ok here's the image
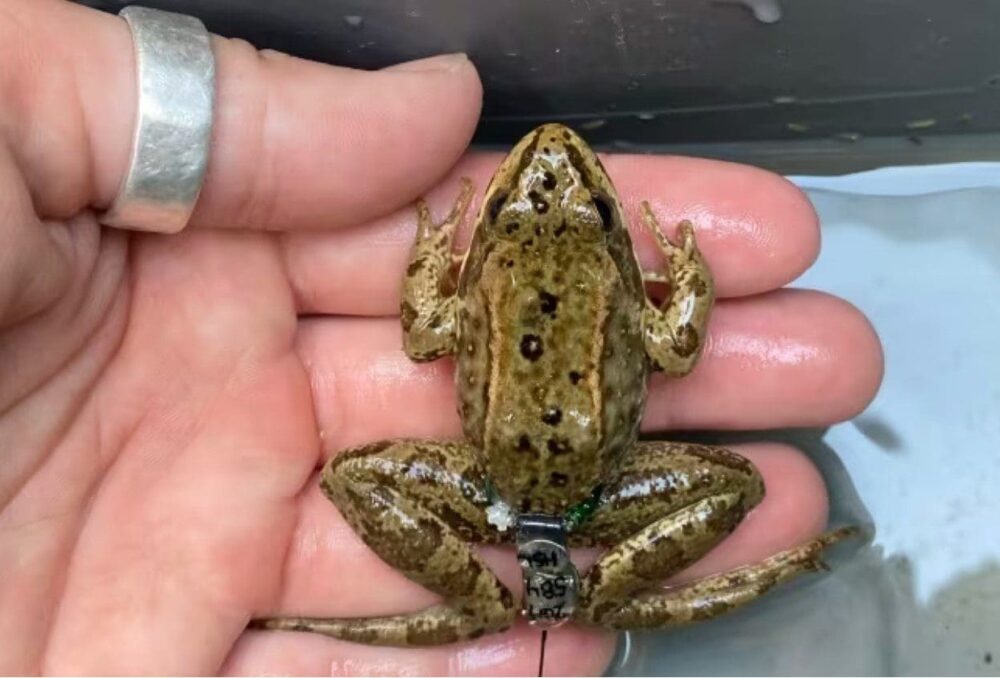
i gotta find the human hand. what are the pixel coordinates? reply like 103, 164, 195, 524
0, 0, 882, 674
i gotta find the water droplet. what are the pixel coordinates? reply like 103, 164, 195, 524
636, 112, 657, 121
745, 0, 782, 23
905, 118, 937, 130
984, 73, 1000, 88
504, 50, 520, 58
580, 119, 607, 130
343, 14, 364, 29
786, 122, 809, 133
721, 0, 782, 23
772, 94, 797, 104
406, 8, 421, 18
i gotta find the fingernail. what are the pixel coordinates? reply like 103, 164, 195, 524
384, 53, 470, 73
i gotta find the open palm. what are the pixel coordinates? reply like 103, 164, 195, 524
0, 2, 883, 675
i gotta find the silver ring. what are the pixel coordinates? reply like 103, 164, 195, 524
100, 6, 215, 233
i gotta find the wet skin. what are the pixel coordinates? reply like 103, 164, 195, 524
253, 124, 856, 645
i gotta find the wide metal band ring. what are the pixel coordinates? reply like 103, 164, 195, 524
99, 6, 216, 233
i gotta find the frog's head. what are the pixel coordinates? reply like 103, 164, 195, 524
479, 123, 627, 246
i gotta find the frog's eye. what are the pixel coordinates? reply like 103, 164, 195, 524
488, 192, 509, 223
591, 193, 614, 232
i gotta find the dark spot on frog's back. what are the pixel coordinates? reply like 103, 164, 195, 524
541, 407, 562, 426
547, 438, 571, 455
568, 370, 583, 384
539, 291, 559, 315
542, 171, 557, 191
528, 190, 549, 214
505, 222, 520, 235
549, 472, 569, 487
520, 334, 544, 361
518, 434, 535, 454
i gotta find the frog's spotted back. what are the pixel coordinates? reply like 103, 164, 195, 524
456, 123, 648, 515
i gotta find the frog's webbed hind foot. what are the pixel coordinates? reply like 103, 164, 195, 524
638, 203, 715, 377
401, 179, 474, 362
252, 440, 516, 646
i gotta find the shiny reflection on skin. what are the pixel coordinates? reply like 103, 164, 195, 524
707, 330, 821, 368
450, 635, 521, 674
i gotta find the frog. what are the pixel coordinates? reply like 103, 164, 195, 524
253, 123, 856, 646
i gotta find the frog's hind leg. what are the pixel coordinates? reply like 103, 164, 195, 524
596, 526, 857, 629
401, 179, 474, 362
252, 440, 515, 646
639, 204, 715, 377
571, 441, 857, 629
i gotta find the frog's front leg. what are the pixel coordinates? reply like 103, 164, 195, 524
571, 442, 857, 629
639, 203, 715, 376
400, 179, 474, 362
253, 440, 516, 646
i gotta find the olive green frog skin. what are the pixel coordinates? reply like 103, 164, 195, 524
254, 124, 856, 646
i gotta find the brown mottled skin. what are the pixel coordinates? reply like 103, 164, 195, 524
252, 124, 857, 645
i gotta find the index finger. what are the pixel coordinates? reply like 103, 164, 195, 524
283, 151, 820, 314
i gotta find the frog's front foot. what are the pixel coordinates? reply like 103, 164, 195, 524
639, 205, 715, 376
252, 440, 515, 646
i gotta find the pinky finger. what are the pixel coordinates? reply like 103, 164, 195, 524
222, 623, 615, 677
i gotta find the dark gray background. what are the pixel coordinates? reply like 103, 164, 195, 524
78, 1, 1000, 171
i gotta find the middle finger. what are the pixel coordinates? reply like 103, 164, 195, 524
298, 287, 882, 450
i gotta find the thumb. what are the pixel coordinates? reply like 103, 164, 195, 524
0, 0, 483, 231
